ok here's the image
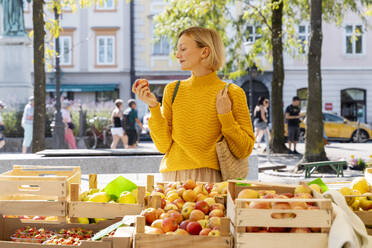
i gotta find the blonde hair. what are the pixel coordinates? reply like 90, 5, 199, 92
178, 27, 225, 71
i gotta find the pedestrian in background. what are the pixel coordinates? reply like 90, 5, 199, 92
285, 96, 301, 154
0, 101, 5, 150
132, 27, 255, 182
21, 96, 34, 153
123, 99, 144, 149
254, 97, 270, 149
110, 99, 128, 149
61, 101, 76, 149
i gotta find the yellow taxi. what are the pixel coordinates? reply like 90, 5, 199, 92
285, 112, 372, 143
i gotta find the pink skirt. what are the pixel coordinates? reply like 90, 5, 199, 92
64, 128, 77, 149
162, 168, 222, 183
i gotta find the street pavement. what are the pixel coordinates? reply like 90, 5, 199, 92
0, 141, 371, 190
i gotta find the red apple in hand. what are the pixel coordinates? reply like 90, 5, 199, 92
186, 222, 202, 235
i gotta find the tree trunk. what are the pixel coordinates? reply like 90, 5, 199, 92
270, 0, 288, 153
32, 0, 46, 153
304, 0, 327, 162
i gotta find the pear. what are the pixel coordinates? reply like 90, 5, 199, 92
118, 191, 136, 204
88, 192, 111, 203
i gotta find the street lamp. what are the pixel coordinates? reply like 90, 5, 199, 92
52, 3, 65, 149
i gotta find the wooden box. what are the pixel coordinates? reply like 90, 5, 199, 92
0, 215, 115, 248
0, 165, 81, 219
227, 180, 332, 248
133, 216, 232, 248
68, 175, 146, 219
111, 226, 134, 248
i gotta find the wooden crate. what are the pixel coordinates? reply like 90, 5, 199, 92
0, 215, 115, 248
133, 216, 232, 248
110, 226, 134, 248
68, 175, 145, 219
0, 165, 81, 219
227, 180, 332, 248
365, 168, 372, 185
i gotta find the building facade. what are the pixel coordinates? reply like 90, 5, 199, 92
22, 0, 133, 105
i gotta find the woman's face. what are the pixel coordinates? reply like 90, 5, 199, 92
264, 99, 269, 107
176, 34, 206, 71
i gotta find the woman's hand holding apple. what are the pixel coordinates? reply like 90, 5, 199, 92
132, 79, 158, 108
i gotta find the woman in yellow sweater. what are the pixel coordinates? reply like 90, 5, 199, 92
132, 27, 255, 182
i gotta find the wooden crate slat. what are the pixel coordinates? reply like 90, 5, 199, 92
236, 209, 332, 228
355, 211, 372, 226
0, 201, 65, 216
0, 180, 66, 197
134, 233, 232, 248
69, 202, 143, 218
235, 233, 328, 248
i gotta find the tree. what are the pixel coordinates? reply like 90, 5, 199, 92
304, 0, 327, 162
270, 0, 288, 153
32, 0, 46, 153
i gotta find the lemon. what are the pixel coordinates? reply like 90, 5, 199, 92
118, 191, 136, 204
130, 188, 138, 202
94, 218, 106, 223
351, 177, 370, 194
77, 217, 89, 224
339, 187, 354, 206
88, 192, 111, 203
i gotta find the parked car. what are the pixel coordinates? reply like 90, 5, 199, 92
285, 112, 372, 143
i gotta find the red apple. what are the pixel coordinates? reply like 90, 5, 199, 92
205, 183, 214, 193
268, 227, 287, 232
189, 209, 205, 221
161, 198, 166, 209
281, 193, 294, 198
208, 217, 221, 229
199, 228, 212, 236
183, 179, 196, 190
155, 208, 165, 219
151, 219, 163, 229
142, 208, 157, 225
210, 203, 225, 211
160, 213, 170, 219
186, 221, 202, 235
173, 198, 185, 209
145, 227, 164, 234
195, 201, 210, 215
179, 220, 191, 230
162, 217, 178, 233
168, 210, 183, 224
209, 209, 224, 218
249, 201, 271, 209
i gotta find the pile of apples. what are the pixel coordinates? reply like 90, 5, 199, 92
141, 179, 228, 236
237, 184, 322, 233
339, 177, 372, 211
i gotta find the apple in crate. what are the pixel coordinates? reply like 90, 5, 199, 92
168, 210, 183, 224
189, 210, 205, 221
180, 220, 191, 230
199, 228, 212, 236
183, 179, 197, 190
208, 217, 221, 229
209, 209, 224, 218
142, 208, 157, 225
208, 230, 221, 236
186, 222, 202, 235
162, 217, 178, 233
174, 229, 189, 235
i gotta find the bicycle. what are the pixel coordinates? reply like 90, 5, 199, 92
84, 116, 112, 149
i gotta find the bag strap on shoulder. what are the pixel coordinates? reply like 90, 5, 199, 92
171, 80, 181, 104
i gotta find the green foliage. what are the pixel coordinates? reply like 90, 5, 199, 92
153, 0, 372, 78
1, 111, 23, 137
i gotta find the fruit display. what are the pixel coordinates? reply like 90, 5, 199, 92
338, 177, 372, 211
10, 227, 55, 243
140, 179, 228, 236
10, 227, 93, 246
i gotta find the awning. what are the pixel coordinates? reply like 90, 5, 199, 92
46, 84, 118, 92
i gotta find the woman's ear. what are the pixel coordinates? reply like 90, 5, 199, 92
201, 47, 210, 59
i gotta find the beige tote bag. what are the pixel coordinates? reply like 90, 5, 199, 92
216, 83, 249, 181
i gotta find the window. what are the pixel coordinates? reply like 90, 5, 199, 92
341, 88, 366, 123
324, 114, 344, 123
153, 36, 170, 56
59, 36, 72, 66
345, 25, 364, 54
298, 25, 310, 53
297, 88, 308, 111
95, 90, 119, 103
96, 0, 115, 10
96, 36, 115, 65
246, 25, 262, 43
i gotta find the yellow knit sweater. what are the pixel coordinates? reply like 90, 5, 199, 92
149, 72, 255, 173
